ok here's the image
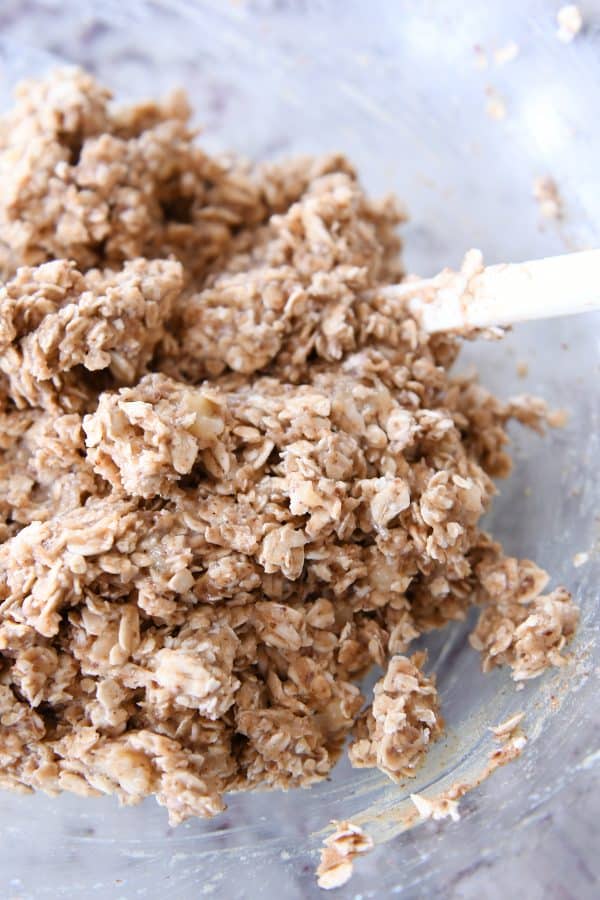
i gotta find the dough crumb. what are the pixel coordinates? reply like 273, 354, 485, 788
410, 791, 461, 822
573, 552, 589, 568
547, 408, 568, 428
489, 711, 525, 738
556, 5, 583, 43
494, 41, 520, 66
316, 821, 374, 890
488, 731, 527, 766
516, 361, 529, 378
533, 176, 564, 220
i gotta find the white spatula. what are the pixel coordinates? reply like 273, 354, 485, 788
381, 248, 600, 333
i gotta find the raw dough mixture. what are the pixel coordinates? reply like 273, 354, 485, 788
0, 69, 578, 824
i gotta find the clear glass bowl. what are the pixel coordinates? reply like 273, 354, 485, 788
0, 2, 598, 896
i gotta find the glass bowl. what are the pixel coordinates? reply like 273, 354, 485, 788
0, 2, 598, 896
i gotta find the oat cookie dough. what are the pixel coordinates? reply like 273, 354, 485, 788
0, 69, 578, 825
